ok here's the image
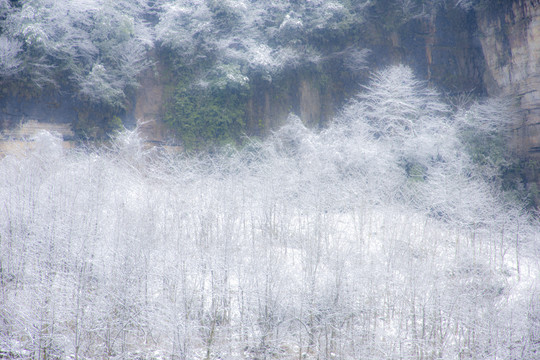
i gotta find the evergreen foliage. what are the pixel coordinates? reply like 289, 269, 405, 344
164, 84, 247, 150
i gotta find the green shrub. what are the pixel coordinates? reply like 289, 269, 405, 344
164, 84, 247, 150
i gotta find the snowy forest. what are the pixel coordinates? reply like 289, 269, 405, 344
1, 1, 540, 360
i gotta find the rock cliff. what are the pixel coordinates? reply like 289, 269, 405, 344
476, 0, 540, 191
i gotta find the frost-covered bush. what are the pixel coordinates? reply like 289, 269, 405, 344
0, 35, 22, 77
455, 97, 516, 170
0, 0, 151, 105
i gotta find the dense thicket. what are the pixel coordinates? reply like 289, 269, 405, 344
1, 65, 538, 360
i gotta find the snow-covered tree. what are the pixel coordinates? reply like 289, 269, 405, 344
0, 0, 151, 104
0, 35, 21, 76
156, 0, 369, 82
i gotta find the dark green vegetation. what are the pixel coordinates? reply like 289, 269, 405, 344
164, 81, 248, 150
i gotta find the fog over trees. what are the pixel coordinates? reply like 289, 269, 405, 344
1, 65, 539, 359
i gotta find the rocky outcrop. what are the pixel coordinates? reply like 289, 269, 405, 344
0, 92, 78, 130
476, 0, 540, 193
245, 69, 339, 136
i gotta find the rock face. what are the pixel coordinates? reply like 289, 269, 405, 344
242, 3, 489, 135
476, 0, 540, 192
240, 4, 488, 137
0, 93, 78, 131
245, 69, 340, 136
367, 2, 486, 96
132, 51, 169, 145
0, 120, 74, 155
